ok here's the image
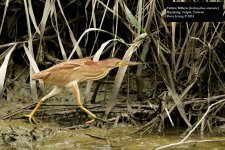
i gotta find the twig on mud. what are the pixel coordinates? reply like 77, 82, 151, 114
181, 98, 225, 142
8, 119, 33, 150
156, 98, 225, 150
156, 139, 225, 150
129, 115, 160, 135
29, 126, 37, 142
85, 133, 110, 144
1, 103, 37, 120
63, 124, 87, 130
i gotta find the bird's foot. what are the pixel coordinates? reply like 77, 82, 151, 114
86, 118, 96, 124
78, 105, 107, 124
24, 114, 40, 125
85, 117, 108, 124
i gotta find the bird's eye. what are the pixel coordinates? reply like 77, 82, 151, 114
116, 61, 121, 65
116, 61, 124, 66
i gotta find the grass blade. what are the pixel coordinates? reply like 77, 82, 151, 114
0, 0, 9, 36
0, 44, 17, 93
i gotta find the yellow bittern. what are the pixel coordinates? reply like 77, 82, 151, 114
25, 58, 141, 124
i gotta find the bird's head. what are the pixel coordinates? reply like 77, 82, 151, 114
103, 58, 142, 69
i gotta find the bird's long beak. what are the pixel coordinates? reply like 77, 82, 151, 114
123, 61, 143, 66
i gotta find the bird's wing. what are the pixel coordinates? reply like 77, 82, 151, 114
32, 58, 91, 80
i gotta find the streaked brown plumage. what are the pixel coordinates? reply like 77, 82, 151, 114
25, 58, 141, 124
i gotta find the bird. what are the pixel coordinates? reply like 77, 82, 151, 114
24, 58, 142, 124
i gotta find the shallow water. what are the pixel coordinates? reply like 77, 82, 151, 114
0, 120, 225, 150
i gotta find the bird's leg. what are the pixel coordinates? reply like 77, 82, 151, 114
24, 87, 62, 125
72, 82, 97, 124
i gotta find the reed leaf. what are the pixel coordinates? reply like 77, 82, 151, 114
112, 33, 148, 98
57, 0, 83, 58
28, 0, 40, 34
0, 0, 9, 36
0, 44, 17, 93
